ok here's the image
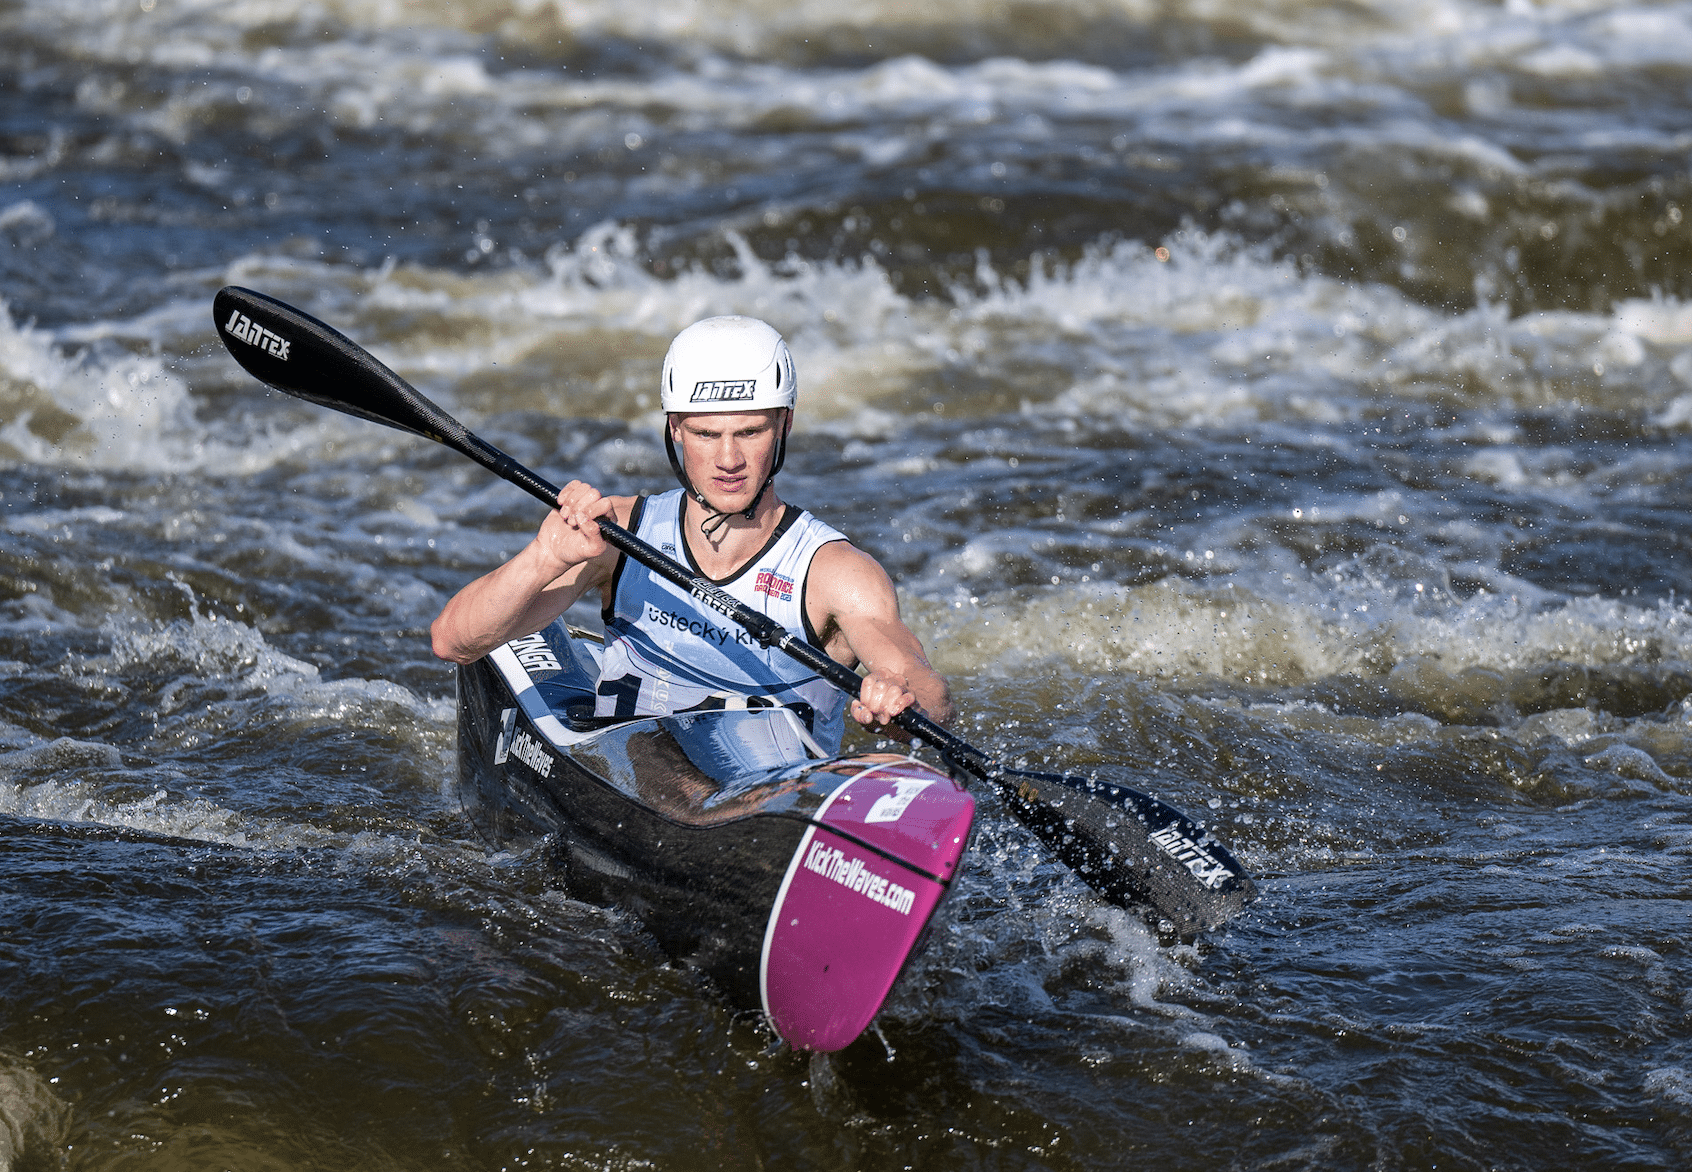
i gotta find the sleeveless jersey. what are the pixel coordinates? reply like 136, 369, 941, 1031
594, 489, 852, 752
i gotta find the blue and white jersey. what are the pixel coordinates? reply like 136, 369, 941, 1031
595, 489, 852, 752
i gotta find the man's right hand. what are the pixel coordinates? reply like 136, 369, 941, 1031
430, 480, 626, 664
537, 480, 616, 573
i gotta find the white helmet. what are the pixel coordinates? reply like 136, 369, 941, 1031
659, 316, 797, 534
660, 316, 796, 413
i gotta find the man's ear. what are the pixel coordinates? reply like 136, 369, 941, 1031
782, 408, 794, 438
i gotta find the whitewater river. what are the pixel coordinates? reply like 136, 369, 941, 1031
3, 0, 1691, 1167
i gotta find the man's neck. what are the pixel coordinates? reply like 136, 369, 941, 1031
680, 491, 787, 579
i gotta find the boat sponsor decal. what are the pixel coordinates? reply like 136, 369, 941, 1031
645, 601, 756, 647
802, 839, 916, 915
1149, 825, 1236, 889
864, 778, 935, 823
222, 309, 291, 360
493, 707, 517, 764
753, 569, 795, 602
507, 631, 562, 675
507, 729, 555, 777
690, 378, 757, 403
491, 707, 554, 777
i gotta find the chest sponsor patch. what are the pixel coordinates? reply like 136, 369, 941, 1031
754, 569, 795, 602
643, 601, 756, 647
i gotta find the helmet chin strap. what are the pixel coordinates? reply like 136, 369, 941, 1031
665, 411, 789, 540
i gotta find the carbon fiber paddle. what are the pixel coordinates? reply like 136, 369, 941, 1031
212, 285, 1257, 933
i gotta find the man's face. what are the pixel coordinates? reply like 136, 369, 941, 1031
669, 408, 791, 514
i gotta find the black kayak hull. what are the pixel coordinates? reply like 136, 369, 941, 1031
455, 620, 975, 1051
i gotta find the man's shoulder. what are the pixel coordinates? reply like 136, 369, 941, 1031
806, 532, 863, 565
782, 502, 849, 544
806, 538, 895, 603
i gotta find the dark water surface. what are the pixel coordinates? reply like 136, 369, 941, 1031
3, 1, 1691, 1168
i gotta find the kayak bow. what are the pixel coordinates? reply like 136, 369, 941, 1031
458, 619, 974, 1051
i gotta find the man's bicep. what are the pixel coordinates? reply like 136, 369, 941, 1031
810, 545, 893, 646
814, 546, 928, 669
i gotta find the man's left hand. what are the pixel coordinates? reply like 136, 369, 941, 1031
850, 666, 917, 728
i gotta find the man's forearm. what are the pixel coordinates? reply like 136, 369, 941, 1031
908, 664, 954, 726
430, 541, 574, 664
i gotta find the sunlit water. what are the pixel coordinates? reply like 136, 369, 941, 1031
3, 0, 1691, 1168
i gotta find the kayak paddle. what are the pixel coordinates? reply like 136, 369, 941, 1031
211, 285, 1257, 934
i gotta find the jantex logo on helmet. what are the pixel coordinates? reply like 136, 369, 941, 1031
223, 309, 291, 361
689, 379, 758, 403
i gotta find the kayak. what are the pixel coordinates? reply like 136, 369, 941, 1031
454, 618, 976, 1053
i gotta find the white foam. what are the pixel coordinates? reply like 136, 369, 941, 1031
22, 0, 1686, 176
918, 573, 1692, 695
1616, 295, 1692, 347
1, 606, 456, 850
0, 295, 315, 474
1087, 904, 1202, 1013
60, 0, 1679, 78
383, 224, 1692, 437
0, 744, 252, 845
0, 741, 469, 861
102, 607, 453, 727
8, 209, 1688, 475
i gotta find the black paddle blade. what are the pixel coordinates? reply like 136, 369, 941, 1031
212, 286, 558, 506
214, 285, 460, 448
986, 765, 1256, 935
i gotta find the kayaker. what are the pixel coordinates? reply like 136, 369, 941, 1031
430, 315, 953, 752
